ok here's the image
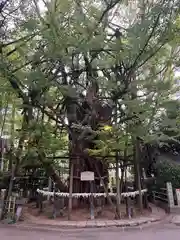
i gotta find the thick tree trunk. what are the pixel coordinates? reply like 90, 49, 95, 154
66, 79, 112, 203
43, 163, 67, 192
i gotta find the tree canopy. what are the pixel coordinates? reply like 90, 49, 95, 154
0, 0, 180, 190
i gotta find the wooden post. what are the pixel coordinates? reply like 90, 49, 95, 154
80, 171, 95, 220
115, 153, 121, 219
8, 196, 11, 213
12, 197, 16, 217
68, 162, 74, 220
47, 177, 52, 201
152, 191, 156, 203
90, 181, 95, 220
52, 182, 56, 218
0, 189, 6, 219
134, 139, 143, 213
0, 156, 4, 171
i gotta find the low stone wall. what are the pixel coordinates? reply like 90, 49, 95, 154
154, 200, 170, 213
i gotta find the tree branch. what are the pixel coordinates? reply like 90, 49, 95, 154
98, 0, 121, 25
127, 12, 161, 78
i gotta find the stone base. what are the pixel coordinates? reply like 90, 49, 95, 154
170, 206, 180, 214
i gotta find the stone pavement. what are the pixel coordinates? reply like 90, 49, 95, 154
19, 216, 160, 228
14, 204, 166, 229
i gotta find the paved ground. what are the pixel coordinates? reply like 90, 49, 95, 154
22, 203, 165, 228
1, 220, 180, 240
20, 217, 161, 228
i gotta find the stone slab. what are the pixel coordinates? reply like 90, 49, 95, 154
96, 221, 106, 227
105, 220, 117, 227
86, 220, 97, 227
76, 221, 87, 228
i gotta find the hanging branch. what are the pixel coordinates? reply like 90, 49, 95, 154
0, 0, 8, 14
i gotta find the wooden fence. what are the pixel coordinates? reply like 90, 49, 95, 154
152, 187, 169, 212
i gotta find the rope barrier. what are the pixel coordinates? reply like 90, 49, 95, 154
37, 189, 147, 198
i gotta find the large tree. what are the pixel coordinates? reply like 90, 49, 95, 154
0, 0, 179, 204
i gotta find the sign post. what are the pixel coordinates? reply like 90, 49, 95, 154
81, 171, 95, 220
176, 189, 180, 206
166, 182, 174, 208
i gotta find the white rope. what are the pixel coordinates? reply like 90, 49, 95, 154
37, 189, 147, 198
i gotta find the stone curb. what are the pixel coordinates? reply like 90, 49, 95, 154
172, 223, 180, 226
0, 217, 163, 231
170, 216, 180, 226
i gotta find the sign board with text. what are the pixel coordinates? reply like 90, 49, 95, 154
80, 171, 94, 181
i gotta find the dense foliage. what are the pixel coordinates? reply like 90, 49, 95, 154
156, 159, 180, 189
0, 0, 180, 208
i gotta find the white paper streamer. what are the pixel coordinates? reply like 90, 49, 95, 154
37, 189, 147, 199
